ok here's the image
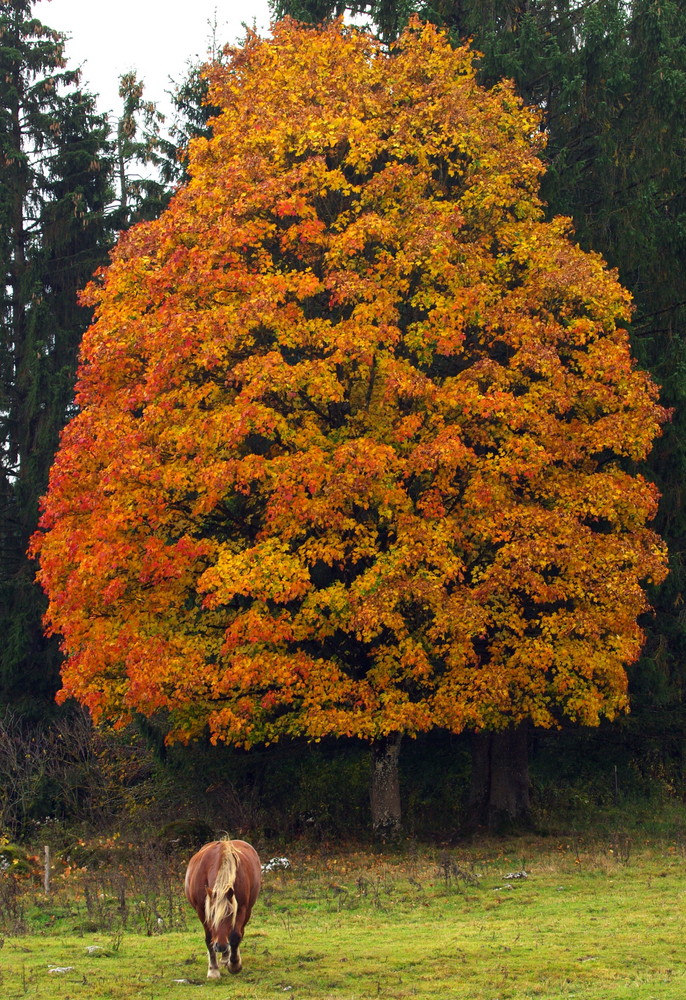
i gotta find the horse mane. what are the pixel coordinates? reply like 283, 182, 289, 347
205, 839, 240, 931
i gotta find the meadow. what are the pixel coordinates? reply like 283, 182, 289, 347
1, 836, 684, 1000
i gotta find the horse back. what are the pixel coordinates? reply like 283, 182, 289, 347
185, 839, 261, 915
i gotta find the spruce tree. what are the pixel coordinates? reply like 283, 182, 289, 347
269, 0, 411, 43
615, 0, 686, 708
0, 0, 114, 716
112, 71, 169, 228
159, 58, 225, 188
466, 0, 686, 711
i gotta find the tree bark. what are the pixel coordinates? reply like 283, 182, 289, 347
467, 726, 531, 832
369, 733, 402, 838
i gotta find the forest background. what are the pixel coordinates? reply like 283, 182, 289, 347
2, 0, 686, 846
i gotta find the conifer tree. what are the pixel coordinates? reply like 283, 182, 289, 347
159, 42, 226, 188
615, 0, 686, 707
270, 0, 412, 43
0, 0, 113, 715
112, 71, 169, 228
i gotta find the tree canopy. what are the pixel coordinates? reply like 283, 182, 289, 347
31, 19, 668, 749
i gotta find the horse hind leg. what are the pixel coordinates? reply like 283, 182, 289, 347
204, 926, 221, 980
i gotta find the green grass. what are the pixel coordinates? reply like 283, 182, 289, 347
1, 838, 685, 999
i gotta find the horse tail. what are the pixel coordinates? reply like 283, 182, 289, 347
205, 840, 240, 932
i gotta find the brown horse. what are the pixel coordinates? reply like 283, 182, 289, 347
184, 839, 261, 978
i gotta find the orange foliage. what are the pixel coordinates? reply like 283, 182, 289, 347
31, 19, 668, 746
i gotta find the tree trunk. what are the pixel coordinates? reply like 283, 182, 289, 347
369, 733, 402, 838
467, 726, 531, 832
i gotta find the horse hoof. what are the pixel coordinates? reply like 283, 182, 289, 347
229, 962, 242, 975
207, 968, 221, 979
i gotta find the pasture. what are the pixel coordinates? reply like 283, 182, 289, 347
1, 838, 684, 999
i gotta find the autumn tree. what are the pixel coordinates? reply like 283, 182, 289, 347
31, 19, 668, 833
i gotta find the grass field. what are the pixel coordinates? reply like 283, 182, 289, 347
1, 837, 685, 999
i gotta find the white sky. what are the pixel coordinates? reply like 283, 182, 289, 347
35, 0, 273, 123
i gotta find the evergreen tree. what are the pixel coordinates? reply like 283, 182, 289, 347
614, 0, 686, 709
460, 0, 686, 713
0, 0, 114, 716
159, 39, 226, 188
269, 0, 412, 43
112, 71, 169, 228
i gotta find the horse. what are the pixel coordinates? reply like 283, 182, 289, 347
184, 838, 261, 978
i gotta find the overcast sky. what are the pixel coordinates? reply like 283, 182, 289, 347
35, 0, 273, 122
